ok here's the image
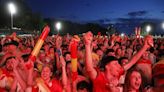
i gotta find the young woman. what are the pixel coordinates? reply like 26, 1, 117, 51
123, 68, 143, 92
32, 65, 62, 92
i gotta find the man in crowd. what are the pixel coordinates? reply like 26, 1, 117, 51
84, 31, 153, 92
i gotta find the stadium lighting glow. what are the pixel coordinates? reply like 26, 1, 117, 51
162, 22, 164, 30
146, 25, 151, 33
8, 3, 16, 14
8, 3, 16, 29
55, 22, 62, 32
121, 33, 124, 37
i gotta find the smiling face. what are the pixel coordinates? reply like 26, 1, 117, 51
116, 48, 122, 56
6, 58, 13, 71
121, 59, 129, 66
96, 49, 103, 59
44, 44, 49, 51
7, 44, 17, 51
65, 53, 71, 61
106, 60, 123, 78
129, 71, 142, 90
41, 66, 52, 81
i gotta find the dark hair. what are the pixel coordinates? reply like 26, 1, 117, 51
149, 47, 154, 53
61, 44, 68, 49
0, 44, 2, 52
105, 49, 114, 55
99, 56, 118, 70
77, 81, 90, 91
21, 54, 30, 62
123, 67, 144, 92
118, 57, 128, 65
115, 42, 121, 46
3, 56, 16, 66
6, 56, 15, 62
94, 47, 102, 53
3, 40, 19, 47
136, 44, 142, 51
63, 52, 71, 58
98, 44, 103, 47
66, 61, 71, 67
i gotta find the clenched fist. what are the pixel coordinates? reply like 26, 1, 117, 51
144, 35, 153, 48
83, 31, 93, 46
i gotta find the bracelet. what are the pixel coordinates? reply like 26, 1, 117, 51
56, 49, 62, 56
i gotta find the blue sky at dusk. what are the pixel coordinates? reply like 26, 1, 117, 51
25, 0, 164, 22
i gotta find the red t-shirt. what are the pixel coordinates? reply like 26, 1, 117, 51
0, 87, 6, 92
92, 70, 110, 92
32, 78, 62, 92
48, 79, 62, 92
137, 59, 152, 65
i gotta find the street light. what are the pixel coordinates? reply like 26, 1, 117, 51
121, 33, 124, 37
55, 22, 62, 34
162, 22, 164, 30
146, 25, 151, 34
8, 3, 16, 29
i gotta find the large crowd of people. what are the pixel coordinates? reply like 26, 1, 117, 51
0, 27, 163, 92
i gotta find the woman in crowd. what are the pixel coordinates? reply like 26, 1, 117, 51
123, 68, 143, 92
0, 28, 162, 92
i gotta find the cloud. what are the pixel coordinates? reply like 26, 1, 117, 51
69, 14, 78, 19
115, 17, 159, 24
98, 18, 111, 23
60, 14, 78, 19
116, 18, 145, 24
127, 10, 148, 17
87, 18, 111, 24
116, 18, 132, 23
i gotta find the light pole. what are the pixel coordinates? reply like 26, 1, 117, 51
55, 22, 62, 34
8, 3, 16, 29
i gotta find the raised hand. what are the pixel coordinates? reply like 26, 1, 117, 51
60, 56, 66, 67
56, 36, 62, 49
144, 35, 153, 48
110, 34, 117, 46
83, 31, 93, 46
11, 58, 19, 70
92, 40, 97, 47
135, 27, 141, 38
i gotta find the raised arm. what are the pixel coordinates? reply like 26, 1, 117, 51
10, 78, 17, 92
55, 36, 62, 70
123, 35, 153, 71
60, 54, 67, 91
55, 36, 67, 90
84, 32, 97, 80
12, 58, 27, 91
26, 60, 34, 87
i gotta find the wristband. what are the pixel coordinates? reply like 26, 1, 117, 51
56, 49, 62, 56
